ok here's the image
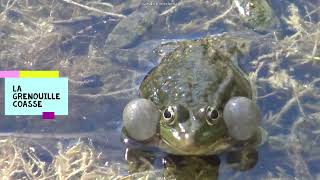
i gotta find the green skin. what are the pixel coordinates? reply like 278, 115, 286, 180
123, 36, 262, 177
137, 36, 260, 155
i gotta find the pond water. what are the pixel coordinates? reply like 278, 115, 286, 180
0, 0, 319, 179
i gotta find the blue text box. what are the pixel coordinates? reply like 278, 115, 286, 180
5, 78, 68, 115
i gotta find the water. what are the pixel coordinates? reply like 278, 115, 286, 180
0, 0, 319, 179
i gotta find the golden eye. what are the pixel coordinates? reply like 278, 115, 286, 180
163, 106, 175, 125
206, 106, 220, 125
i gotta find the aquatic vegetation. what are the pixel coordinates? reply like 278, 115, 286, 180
0, 138, 119, 179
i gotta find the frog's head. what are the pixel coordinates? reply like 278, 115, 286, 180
157, 103, 229, 154
123, 97, 260, 154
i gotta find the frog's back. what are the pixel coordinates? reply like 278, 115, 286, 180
140, 37, 253, 112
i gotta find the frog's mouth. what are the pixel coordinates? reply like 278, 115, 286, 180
158, 124, 234, 155
159, 134, 234, 155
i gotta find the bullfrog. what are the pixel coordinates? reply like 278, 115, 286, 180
122, 34, 265, 177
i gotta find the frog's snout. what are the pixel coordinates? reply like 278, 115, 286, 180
171, 113, 201, 146
175, 131, 196, 147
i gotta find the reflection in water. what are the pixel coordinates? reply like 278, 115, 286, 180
124, 146, 260, 179
125, 147, 221, 179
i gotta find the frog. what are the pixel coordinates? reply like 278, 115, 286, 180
121, 34, 265, 178
233, 0, 278, 32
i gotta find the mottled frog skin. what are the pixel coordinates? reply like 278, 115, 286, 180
122, 35, 263, 177
138, 36, 259, 155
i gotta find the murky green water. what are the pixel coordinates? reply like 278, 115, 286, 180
0, 0, 319, 179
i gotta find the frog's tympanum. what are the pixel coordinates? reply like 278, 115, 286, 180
122, 35, 264, 178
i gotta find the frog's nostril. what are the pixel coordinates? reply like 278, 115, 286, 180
195, 107, 206, 120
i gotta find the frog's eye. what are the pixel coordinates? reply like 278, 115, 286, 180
163, 106, 176, 125
223, 97, 261, 141
123, 98, 160, 141
206, 106, 220, 125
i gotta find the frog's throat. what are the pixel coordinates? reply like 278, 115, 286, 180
158, 136, 235, 155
